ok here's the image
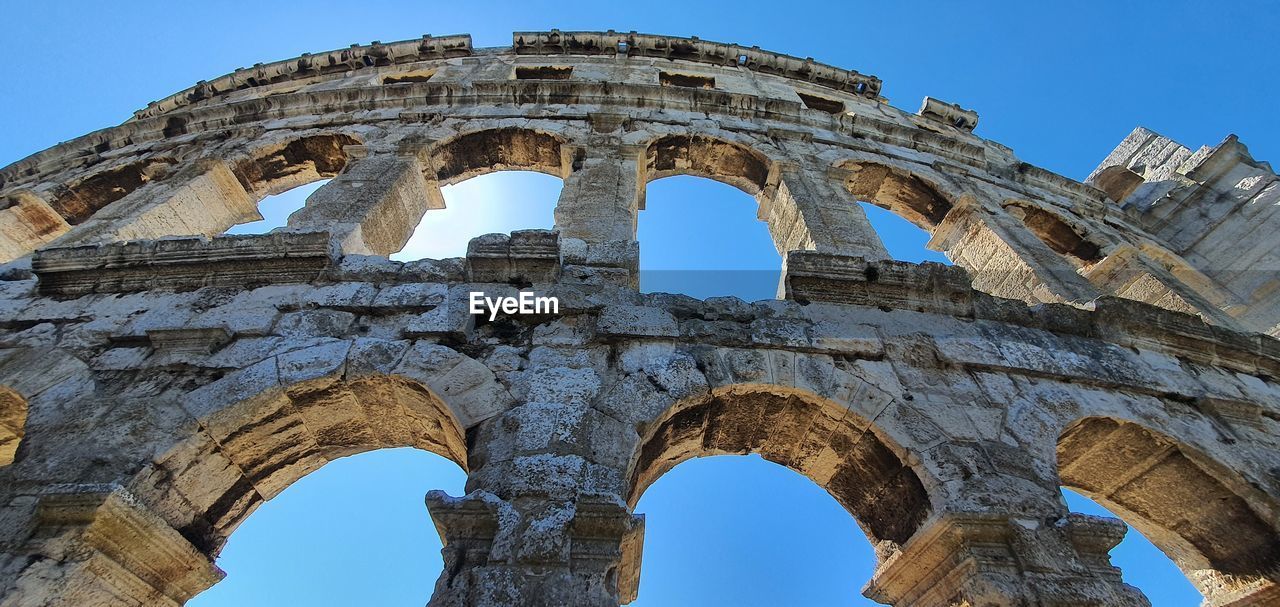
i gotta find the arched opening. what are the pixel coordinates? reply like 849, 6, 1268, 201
134, 366, 475, 559
858, 202, 950, 265
629, 385, 930, 604
836, 161, 953, 231
223, 180, 329, 235
431, 128, 570, 186
639, 135, 778, 299
217, 133, 358, 237
1004, 201, 1103, 266
373, 128, 569, 262
1061, 487, 1201, 605
0, 385, 25, 466
835, 160, 954, 269
232, 134, 357, 199
393, 171, 560, 261
639, 175, 780, 299
633, 454, 877, 606
644, 135, 770, 196
632, 385, 929, 542
1090, 165, 1146, 204
186, 447, 466, 606
121, 364, 484, 606
1057, 417, 1280, 602
49, 157, 177, 224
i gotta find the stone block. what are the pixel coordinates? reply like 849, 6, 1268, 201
595, 305, 678, 338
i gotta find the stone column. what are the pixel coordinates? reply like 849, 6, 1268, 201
424, 354, 644, 607
930, 197, 1101, 304
282, 145, 442, 256
56, 158, 257, 247
761, 163, 891, 261
0, 485, 222, 607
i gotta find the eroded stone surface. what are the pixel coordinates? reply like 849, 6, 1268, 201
0, 29, 1277, 607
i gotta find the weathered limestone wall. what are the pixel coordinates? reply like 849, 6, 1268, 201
1089, 127, 1280, 335
0, 30, 1277, 607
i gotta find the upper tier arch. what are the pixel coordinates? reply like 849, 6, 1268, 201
0, 29, 1275, 333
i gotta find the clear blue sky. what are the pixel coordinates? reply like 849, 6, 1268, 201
6, 2, 1277, 605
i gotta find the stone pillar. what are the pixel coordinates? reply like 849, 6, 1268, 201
553, 139, 643, 287
930, 197, 1101, 304
864, 511, 1149, 606
0, 485, 222, 607
553, 140, 642, 246
0, 191, 69, 263
426, 491, 643, 607
425, 383, 644, 607
55, 159, 257, 247
761, 163, 891, 261
283, 145, 442, 256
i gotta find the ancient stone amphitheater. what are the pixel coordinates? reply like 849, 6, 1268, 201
0, 30, 1277, 607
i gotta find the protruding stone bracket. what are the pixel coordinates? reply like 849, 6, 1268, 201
146, 327, 232, 355
425, 490, 507, 565
917, 97, 979, 132
569, 500, 645, 604
782, 251, 974, 316
865, 512, 1147, 607
466, 230, 561, 284
21, 484, 223, 605
1196, 395, 1265, 434
587, 112, 631, 134
559, 237, 639, 288
31, 231, 334, 296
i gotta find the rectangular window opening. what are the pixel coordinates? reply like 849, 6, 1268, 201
797, 91, 845, 114
383, 69, 436, 84
515, 66, 573, 80
659, 71, 715, 89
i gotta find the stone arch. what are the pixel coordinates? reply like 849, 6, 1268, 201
643, 134, 772, 197
1057, 416, 1280, 600
146, 373, 468, 557
134, 340, 511, 559
1004, 200, 1103, 265
231, 132, 361, 199
833, 159, 955, 231
628, 384, 931, 549
0, 347, 93, 468
48, 156, 178, 225
1091, 165, 1145, 204
430, 127, 571, 186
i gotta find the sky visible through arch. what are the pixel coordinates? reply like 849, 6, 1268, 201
5, 2, 1276, 605
202, 170, 1197, 606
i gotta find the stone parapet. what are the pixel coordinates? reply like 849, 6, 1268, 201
31, 231, 333, 296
